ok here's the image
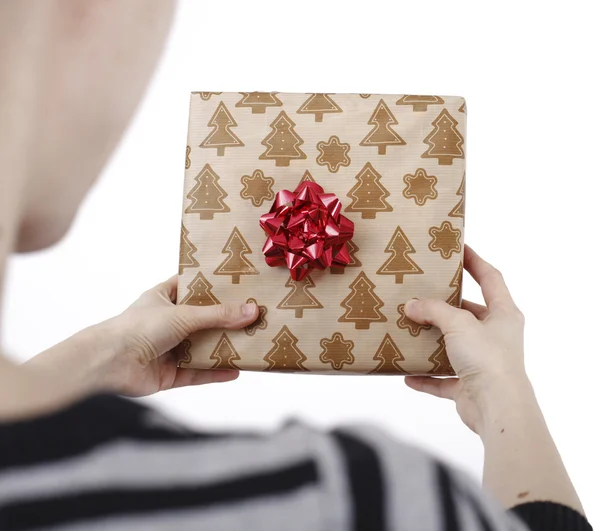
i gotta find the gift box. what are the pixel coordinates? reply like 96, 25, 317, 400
177, 92, 466, 375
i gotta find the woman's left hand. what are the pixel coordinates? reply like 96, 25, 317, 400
26, 276, 258, 398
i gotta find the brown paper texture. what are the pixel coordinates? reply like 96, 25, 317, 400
177, 92, 466, 375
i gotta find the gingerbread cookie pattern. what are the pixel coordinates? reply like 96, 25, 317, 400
210, 333, 242, 370
345, 162, 392, 219
421, 108, 464, 165
214, 226, 259, 284
316, 135, 351, 173
359, 94, 371, 98
240, 169, 275, 207
185, 163, 230, 220
428, 335, 455, 375
339, 271, 387, 330
448, 173, 465, 218
192, 92, 222, 101
330, 239, 361, 274
180, 270, 221, 306
185, 145, 191, 170
428, 221, 462, 259
277, 275, 323, 318
259, 111, 306, 167
297, 93, 342, 123
377, 226, 424, 283
458, 101, 466, 113
200, 101, 244, 157
403, 168, 438, 206
179, 224, 199, 275
236, 92, 283, 114
446, 261, 463, 307
244, 297, 268, 336
175, 339, 192, 368
360, 99, 406, 155
370, 333, 409, 374
396, 95, 445, 112
397, 303, 431, 336
319, 332, 355, 370
264, 325, 308, 372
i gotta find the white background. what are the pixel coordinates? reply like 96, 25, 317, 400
3, 0, 598, 524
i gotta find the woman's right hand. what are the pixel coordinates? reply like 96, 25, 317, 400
404, 245, 529, 434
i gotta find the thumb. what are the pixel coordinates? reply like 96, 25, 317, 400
404, 298, 475, 334
173, 302, 258, 336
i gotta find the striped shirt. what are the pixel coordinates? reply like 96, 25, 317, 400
0, 395, 591, 531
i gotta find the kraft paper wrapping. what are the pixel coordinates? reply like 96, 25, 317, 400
177, 92, 466, 375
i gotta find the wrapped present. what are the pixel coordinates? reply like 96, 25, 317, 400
177, 92, 466, 375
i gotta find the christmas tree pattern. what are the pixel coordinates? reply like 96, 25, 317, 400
180, 270, 220, 306
339, 271, 387, 330
369, 333, 409, 374
360, 99, 406, 155
403, 168, 438, 206
244, 297, 268, 336
185, 145, 191, 170
200, 101, 244, 156
214, 227, 259, 284
316, 135, 351, 173
277, 275, 323, 318
236, 92, 283, 114
175, 339, 192, 368
421, 108, 464, 165
259, 111, 307, 167
396, 303, 431, 336
210, 333, 242, 370
458, 101, 467, 113
428, 221, 462, 259
330, 240, 361, 274
446, 261, 463, 307
264, 325, 308, 372
297, 93, 342, 122
298, 169, 316, 185
376, 226, 424, 283
192, 92, 222, 100
178, 224, 199, 275
240, 169, 275, 207
185, 163, 230, 220
428, 335, 455, 375
319, 332, 355, 370
448, 173, 465, 218
396, 95, 445, 112
345, 162, 392, 219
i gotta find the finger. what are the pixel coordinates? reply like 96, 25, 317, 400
464, 245, 516, 311
157, 276, 178, 303
460, 299, 489, 320
171, 368, 239, 389
174, 302, 259, 335
405, 376, 459, 401
404, 298, 475, 334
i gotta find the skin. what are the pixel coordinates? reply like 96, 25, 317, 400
0, 0, 585, 519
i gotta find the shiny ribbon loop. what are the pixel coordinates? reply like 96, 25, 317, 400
260, 182, 355, 281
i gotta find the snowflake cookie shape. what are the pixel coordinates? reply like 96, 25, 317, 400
244, 297, 268, 336
403, 168, 438, 206
428, 221, 462, 259
240, 169, 275, 207
316, 135, 351, 173
397, 303, 431, 337
319, 332, 355, 370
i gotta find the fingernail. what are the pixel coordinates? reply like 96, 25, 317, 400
405, 298, 418, 312
242, 303, 256, 317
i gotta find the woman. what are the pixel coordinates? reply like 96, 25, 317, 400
0, 1, 591, 530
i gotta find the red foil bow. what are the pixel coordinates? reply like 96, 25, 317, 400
260, 181, 355, 281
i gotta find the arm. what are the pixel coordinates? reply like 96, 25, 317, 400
19, 276, 258, 415
404, 246, 585, 517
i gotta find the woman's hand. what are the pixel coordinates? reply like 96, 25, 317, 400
404, 245, 527, 434
26, 276, 258, 398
